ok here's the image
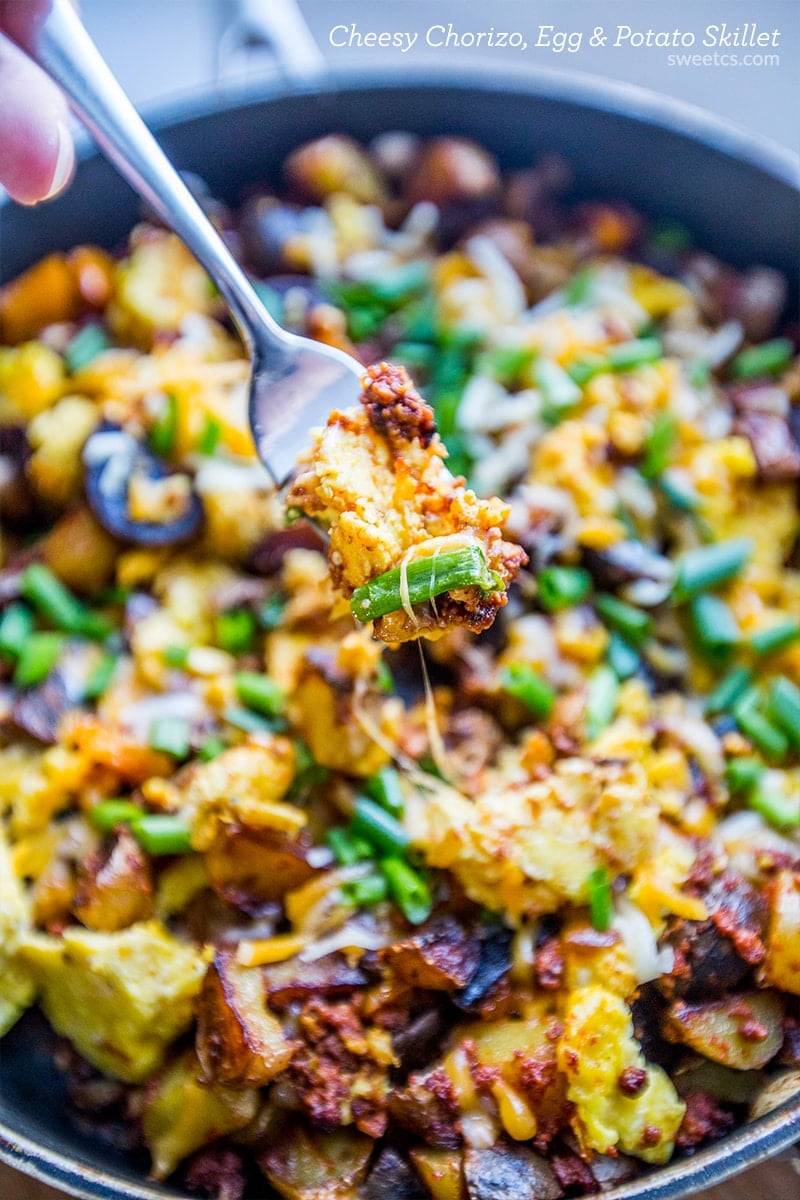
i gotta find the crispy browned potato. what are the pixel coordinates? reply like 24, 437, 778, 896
760, 870, 800, 995
196, 950, 297, 1087
380, 913, 481, 990
663, 990, 785, 1070
42, 508, 119, 595
204, 824, 317, 914
72, 826, 155, 932
259, 1124, 372, 1200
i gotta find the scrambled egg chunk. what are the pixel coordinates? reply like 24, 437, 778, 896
288, 362, 526, 641
558, 986, 685, 1164
413, 757, 658, 923
18, 921, 207, 1082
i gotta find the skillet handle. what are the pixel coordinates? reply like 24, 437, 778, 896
217, 0, 327, 85
9, 0, 276, 351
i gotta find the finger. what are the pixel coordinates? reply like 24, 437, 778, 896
0, 31, 74, 204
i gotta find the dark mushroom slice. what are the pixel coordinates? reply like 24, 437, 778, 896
0, 425, 38, 529
239, 199, 320, 276
453, 922, 513, 1013
733, 410, 800, 480
364, 1147, 427, 1200
582, 540, 674, 591
463, 1143, 563, 1200
249, 522, 327, 577
82, 421, 203, 546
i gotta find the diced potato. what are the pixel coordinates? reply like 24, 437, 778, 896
291, 671, 401, 778
558, 985, 685, 1164
196, 951, 296, 1086
663, 990, 785, 1070
108, 231, 212, 346
204, 824, 317, 909
142, 1049, 258, 1179
26, 396, 99, 508
259, 1122, 372, 1200
0, 254, 80, 344
0, 832, 35, 1035
749, 1070, 800, 1121
71, 827, 155, 932
18, 920, 207, 1081
409, 1147, 466, 1200
41, 507, 118, 594
0, 342, 65, 422
760, 870, 800, 995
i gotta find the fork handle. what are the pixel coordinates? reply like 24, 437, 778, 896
11, 0, 274, 350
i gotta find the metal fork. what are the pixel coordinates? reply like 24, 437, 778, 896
11, 0, 363, 486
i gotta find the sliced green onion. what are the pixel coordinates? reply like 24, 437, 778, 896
350, 545, 499, 624
586, 665, 619, 740
258, 595, 286, 630
163, 644, 190, 668
705, 666, 753, 715
501, 663, 556, 720
608, 632, 640, 681
751, 620, 800, 658
196, 413, 222, 456
587, 866, 613, 932
82, 653, 117, 701
375, 659, 395, 694
649, 219, 692, 255
64, 323, 110, 373
343, 873, 389, 908
89, 799, 142, 834
734, 690, 788, 763
215, 610, 257, 655
365, 767, 405, 817
672, 538, 753, 601
536, 358, 582, 423
687, 360, 711, 388
537, 565, 592, 612
198, 735, 227, 762
392, 342, 437, 372
149, 392, 179, 457
235, 671, 284, 716
749, 772, 800, 829
327, 826, 374, 867
730, 338, 794, 380
564, 265, 595, 306
0, 603, 34, 660
689, 593, 741, 662
13, 632, 64, 687
595, 594, 652, 647
222, 705, 277, 734
21, 563, 111, 639
477, 345, 536, 384
725, 756, 765, 794
657, 473, 700, 513
607, 337, 662, 372
767, 677, 800, 749
567, 354, 607, 387
130, 813, 193, 856
351, 797, 409, 857
640, 412, 678, 479
149, 716, 191, 760
381, 857, 433, 925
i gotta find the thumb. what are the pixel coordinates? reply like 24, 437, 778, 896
0, 31, 74, 204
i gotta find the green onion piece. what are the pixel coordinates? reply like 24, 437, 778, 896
198, 736, 227, 762
608, 632, 640, 681
587, 866, 613, 932
672, 538, 753, 602
649, 218, 693, 255
501, 663, 556, 719
327, 827, 374, 867
734, 690, 788, 764
64, 323, 110, 373
343, 873, 389, 908
350, 545, 500, 624
90, 799, 142, 833
130, 814, 193, 856
705, 666, 753, 715
607, 337, 663, 371
749, 772, 800, 830
374, 659, 395, 694
536, 358, 582, 423
751, 620, 800, 658
476, 345, 536, 384
235, 671, 284, 716
725, 756, 765, 795
687, 360, 711, 388
13, 632, 64, 687
258, 595, 286, 630
365, 767, 405, 817
640, 412, 678, 479
564, 266, 594, 306
567, 355, 608, 387
537, 565, 592, 612
381, 857, 433, 925
252, 281, 283, 320
21, 563, 111, 639
586, 665, 619, 740
163, 644, 190, 668
595, 594, 653, 647
689, 593, 741, 662
767, 677, 800, 749
82, 653, 117, 701
215, 610, 257, 655
196, 413, 222, 456
730, 338, 794, 380
351, 797, 409, 857
392, 342, 437, 372
149, 716, 191, 760
0, 603, 34, 660
657, 473, 700, 513
149, 392, 179, 457
222, 705, 277, 734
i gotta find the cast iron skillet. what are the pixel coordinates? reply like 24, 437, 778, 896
1, 63, 799, 1200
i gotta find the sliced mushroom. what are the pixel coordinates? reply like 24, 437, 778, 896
464, 1143, 563, 1200
239, 199, 318, 275
364, 1147, 427, 1200
453, 922, 513, 1012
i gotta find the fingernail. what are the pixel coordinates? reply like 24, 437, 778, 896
42, 121, 74, 201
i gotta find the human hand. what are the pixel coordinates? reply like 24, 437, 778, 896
0, 0, 74, 203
